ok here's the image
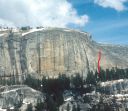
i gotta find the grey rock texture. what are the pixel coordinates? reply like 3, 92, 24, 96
99, 79, 128, 94
0, 85, 44, 110
0, 27, 128, 79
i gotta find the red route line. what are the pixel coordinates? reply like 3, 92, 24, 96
98, 50, 101, 76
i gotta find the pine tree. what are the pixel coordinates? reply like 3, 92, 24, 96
106, 69, 110, 81
46, 95, 57, 111
26, 103, 33, 111
71, 73, 83, 89
86, 71, 96, 85
100, 68, 106, 82
126, 68, 128, 78
35, 102, 43, 111
67, 103, 70, 111
12, 75, 15, 85
77, 104, 81, 111
0, 77, 2, 85
72, 104, 77, 111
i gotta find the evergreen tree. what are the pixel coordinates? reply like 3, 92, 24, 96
100, 68, 106, 82
42, 76, 48, 93
121, 69, 125, 79
77, 104, 81, 111
46, 95, 57, 111
106, 69, 110, 81
58, 74, 70, 90
67, 103, 70, 111
71, 73, 83, 89
117, 68, 122, 79
26, 103, 33, 111
55, 92, 64, 106
35, 102, 44, 111
86, 71, 96, 85
72, 104, 77, 111
95, 70, 100, 83
0, 77, 2, 85
12, 75, 16, 85
126, 68, 128, 78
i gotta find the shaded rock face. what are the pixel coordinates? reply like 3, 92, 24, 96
0, 28, 128, 79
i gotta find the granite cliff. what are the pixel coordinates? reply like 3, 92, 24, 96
0, 27, 128, 80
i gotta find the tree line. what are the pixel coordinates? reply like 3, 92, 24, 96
0, 67, 128, 111
0, 67, 128, 87
97, 67, 128, 82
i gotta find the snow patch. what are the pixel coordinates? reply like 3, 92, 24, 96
112, 94, 128, 97
64, 97, 73, 102
0, 33, 5, 37
1, 88, 18, 94
0, 28, 8, 31
22, 28, 47, 36
0, 108, 6, 111
100, 79, 124, 87
63, 29, 72, 32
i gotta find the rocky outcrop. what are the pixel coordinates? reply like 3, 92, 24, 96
0, 27, 128, 80
99, 79, 128, 94
0, 85, 44, 110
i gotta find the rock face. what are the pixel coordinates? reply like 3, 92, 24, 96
0, 85, 44, 110
0, 27, 128, 79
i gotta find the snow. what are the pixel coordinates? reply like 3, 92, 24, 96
0, 28, 20, 33
112, 94, 128, 97
12, 28, 19, 32
30, 87, 37, 92
78, 31, 88, 35
1, 88, 18, 94
23, 100, 30, 105
0, 86, 36, 94
0, 108, 6, 111
10, 107, 14, 109
22, 28, 47, 36
86, 91, 96, 96
63, 29, 72, 32
100, 79, 124, 87
0, 33, 5, 37
0, 28, 8, 31
64, 97, 73, 102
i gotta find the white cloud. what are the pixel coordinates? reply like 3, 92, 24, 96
94, 0, 128, 11
0, 19, 15, 27
0, 0, 89, 28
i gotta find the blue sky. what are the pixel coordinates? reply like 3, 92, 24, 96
69, 0, 128, 45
